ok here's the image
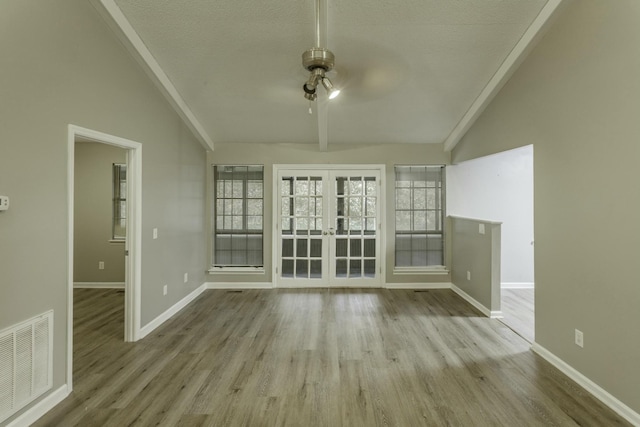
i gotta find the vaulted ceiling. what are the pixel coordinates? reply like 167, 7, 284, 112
96, 0, 560, 151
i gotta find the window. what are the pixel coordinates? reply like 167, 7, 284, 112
394, 165, 444, 268
112, 163, 126, 240
213, 165, 264, 268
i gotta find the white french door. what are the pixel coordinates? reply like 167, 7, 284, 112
274, 166, 383, 287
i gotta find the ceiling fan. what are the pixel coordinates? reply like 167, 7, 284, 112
301, 0, 340, 102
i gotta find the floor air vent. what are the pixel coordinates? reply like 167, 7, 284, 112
0, 310, 53, 423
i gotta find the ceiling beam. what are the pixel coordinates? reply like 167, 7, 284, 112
443, 0, 567, 152
91, 0, 215, 152
317, 100, 329, 152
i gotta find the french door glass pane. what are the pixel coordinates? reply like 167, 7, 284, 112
333, 175, 377, 281
281, 175, 324, 280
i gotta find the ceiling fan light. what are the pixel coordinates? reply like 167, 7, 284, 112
322, 77, 340, 99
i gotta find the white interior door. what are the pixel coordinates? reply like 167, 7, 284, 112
275, 167, 382, 287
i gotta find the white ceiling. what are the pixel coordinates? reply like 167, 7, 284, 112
107, 0, 550, 149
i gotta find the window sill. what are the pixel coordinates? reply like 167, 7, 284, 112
393, 267, 449, 275
208, 267, 265, 275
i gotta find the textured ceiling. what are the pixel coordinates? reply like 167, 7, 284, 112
112, 0, 548, 146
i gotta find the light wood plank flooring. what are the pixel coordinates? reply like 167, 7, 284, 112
34, 288, 630, 426
500, 288, 535, 343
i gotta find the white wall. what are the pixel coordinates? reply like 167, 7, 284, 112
207, 143, 451, 285
447, 145, 533, 287
0, 0, 207, 423
451, 0, 640, 417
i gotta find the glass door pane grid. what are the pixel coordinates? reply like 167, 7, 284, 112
335, 176, 377, 278
281, 176, 323, 279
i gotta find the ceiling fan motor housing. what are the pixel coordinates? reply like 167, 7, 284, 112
302, 47, 335, 72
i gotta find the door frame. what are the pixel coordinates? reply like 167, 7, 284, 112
67, 125, 142, 390
272, 164, 386, 288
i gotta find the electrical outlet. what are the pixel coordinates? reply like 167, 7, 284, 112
163, 285, 168, 296
466, 271, 471, 281
98, 261, 105, 270
184, 273, 188, 283
575, 329, 584, 348
153, 228, 158, 239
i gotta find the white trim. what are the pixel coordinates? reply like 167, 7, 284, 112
393, 267, 450, 276
138, 284, 207, 339
206, 282, 274, 290
73, 282, 125, 289
384, 282, 452, 290
277, 283, 382, 289
448, 215, 502, 225
68, 125, 143, 391
531, 343, 640, 426
502, 282, 535, 289
208, 282, 453, 290
443, 0, 566, 151
5, 385, 70, 427
451, 284, 503, 318
91, 0, 214, 152
208, 267, 266, 275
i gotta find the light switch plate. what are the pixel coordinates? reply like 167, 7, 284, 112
0, 195, 9, 211
479, 224, 485, 234
153, 228, 158, 239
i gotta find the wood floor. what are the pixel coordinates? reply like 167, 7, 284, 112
500, 288, 535, 343
34, 288, 630, 426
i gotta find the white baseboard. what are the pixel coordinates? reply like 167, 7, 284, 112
206, 282, 454, 290
531, 343, 640, 426
139, 283, 207, 339
206, 282, 273, 289
384, 282, 452, 290
451, 284, 502, 318
6, 384, 70, 427
73, 282, 125, 289
502, 282, 535, 289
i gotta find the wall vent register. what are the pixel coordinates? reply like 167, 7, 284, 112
0, 311, 53, 423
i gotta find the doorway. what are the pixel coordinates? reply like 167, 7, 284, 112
274, 165, 384, 288
67, 125, 142, 389
446, 145, 534, 341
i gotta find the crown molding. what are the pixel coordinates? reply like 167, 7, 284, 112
443, 0, 567, 152
91, 0, 215, 152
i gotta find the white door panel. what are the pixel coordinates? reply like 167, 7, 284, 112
275, 167, 382, 288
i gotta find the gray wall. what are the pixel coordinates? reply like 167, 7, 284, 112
452, 0, 640, 414
0, 0, 207, 421
450, 217, 501, 314
207, 143, 451, 285
447, 145, 534, 287
74, 142, 126, 283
